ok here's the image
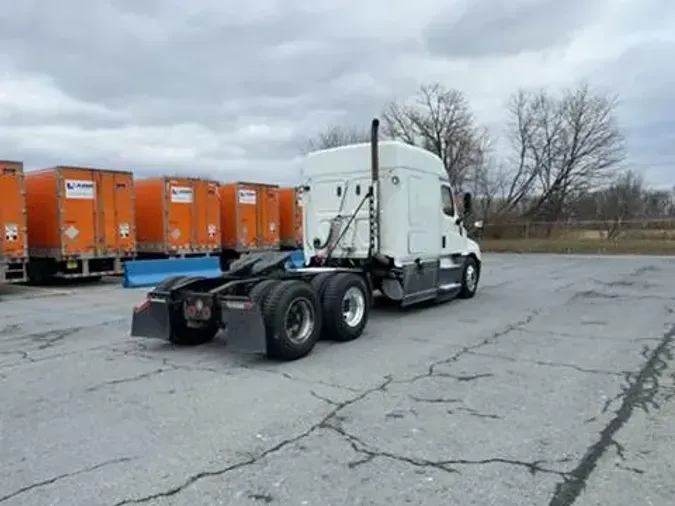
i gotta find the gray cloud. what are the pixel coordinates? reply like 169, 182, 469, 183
0, 0, 672, 187
424, 0, 606, 58
587, 38, 675, 187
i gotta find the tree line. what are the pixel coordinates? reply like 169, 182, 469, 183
304, 82, 675, 224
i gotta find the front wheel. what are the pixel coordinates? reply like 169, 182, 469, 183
458, 256, 479, 299
321, 273, 370, 342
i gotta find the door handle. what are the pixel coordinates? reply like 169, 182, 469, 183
442, 236, 446, 248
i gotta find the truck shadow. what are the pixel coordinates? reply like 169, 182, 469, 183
21, 275, 121, 288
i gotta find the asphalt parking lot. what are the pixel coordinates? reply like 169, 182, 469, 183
1, 253, 674, 506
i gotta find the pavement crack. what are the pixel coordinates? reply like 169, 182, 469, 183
117, 348, 358, 391
571, 290, 674, 303
84, 369, 169, 392
310, 391, 341, 406
433, 310, 540, 374
0, 457, 133, 503
397, 310, 541, 385
409, 395, 462, 404
508, 327, 660, 344
84, 360, 234, 393
615, 463, 645, 475
324, 424, 567, 477
547, 324, 675, 506
247, 493, 274, 503
0, 349, 32, 363
467, 351, 627, 377
408, 395, 500, 419
111, 377, 393, 505
236, 364, 362, 393
449, 372, 494, 381
630, 265, 659, 277
326, 423, 460, 474
447, 406, 502, 420
0, 323, 22, 335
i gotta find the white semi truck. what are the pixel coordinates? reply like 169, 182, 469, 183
130, 118, 482, 360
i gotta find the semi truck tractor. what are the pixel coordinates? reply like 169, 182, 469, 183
130, 118, 482, 360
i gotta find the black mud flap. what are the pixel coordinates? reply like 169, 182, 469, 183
130, 297, 172, 341
220, 296, 267, 354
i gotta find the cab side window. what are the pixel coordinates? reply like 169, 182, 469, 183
441, 185, 455, 216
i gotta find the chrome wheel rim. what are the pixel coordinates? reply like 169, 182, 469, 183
465, 264, 477, 292
342, 286, 366, 327
284, 298, 314, 344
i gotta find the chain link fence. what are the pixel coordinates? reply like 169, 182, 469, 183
474, 218, 675, 254
481, 219, 675, 241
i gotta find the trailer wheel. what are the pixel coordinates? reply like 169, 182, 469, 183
322, 273, 370, 342
262, 280, 322, 360
458, 256, 479, 299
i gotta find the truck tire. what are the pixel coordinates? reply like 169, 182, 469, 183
321, 273, 370, 342
262, 280, 322, 360
310, 272, 337, 339
249, 279, 281, 309
458, 256, 479, 299
169, 321, 218, 346
310, 272, 336, 302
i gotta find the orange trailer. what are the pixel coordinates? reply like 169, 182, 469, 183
219, 182, 280, 253
24, 166, 136, 281
0, 160, 28, 283
278, 187, 303, 249
135, 176, 221, 257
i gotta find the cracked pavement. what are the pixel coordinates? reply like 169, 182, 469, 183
1, 254, 674, 506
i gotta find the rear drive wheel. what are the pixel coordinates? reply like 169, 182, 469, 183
458, 256, 479, 299
262, 280, 321, 360
169, 322, 218, 346
249, 279, 281, 308
322, 273, 370, 342
310, 272, 336, 301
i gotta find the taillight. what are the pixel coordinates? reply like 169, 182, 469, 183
134, 299, 150, 312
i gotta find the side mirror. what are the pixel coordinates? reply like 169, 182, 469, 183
463, 192, 472, 215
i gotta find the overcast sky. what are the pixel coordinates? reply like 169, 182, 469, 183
0, 0, 673, 187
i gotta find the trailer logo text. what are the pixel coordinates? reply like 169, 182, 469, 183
238, 189, 256, 205
170, 186, 193, 204
65, 179, 95, 199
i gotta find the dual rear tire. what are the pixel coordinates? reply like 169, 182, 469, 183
249, 272, 370, 361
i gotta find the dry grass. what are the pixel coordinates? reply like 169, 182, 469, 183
480, 238, 675, 255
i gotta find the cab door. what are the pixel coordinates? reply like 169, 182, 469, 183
438, 183, 465, 288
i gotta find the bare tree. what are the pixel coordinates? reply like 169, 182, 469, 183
381, 83, 489, 190
592, 169, 645, 238
304, 124, 371, 153
501, 82, 626, 221
641, 188, 674, 217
